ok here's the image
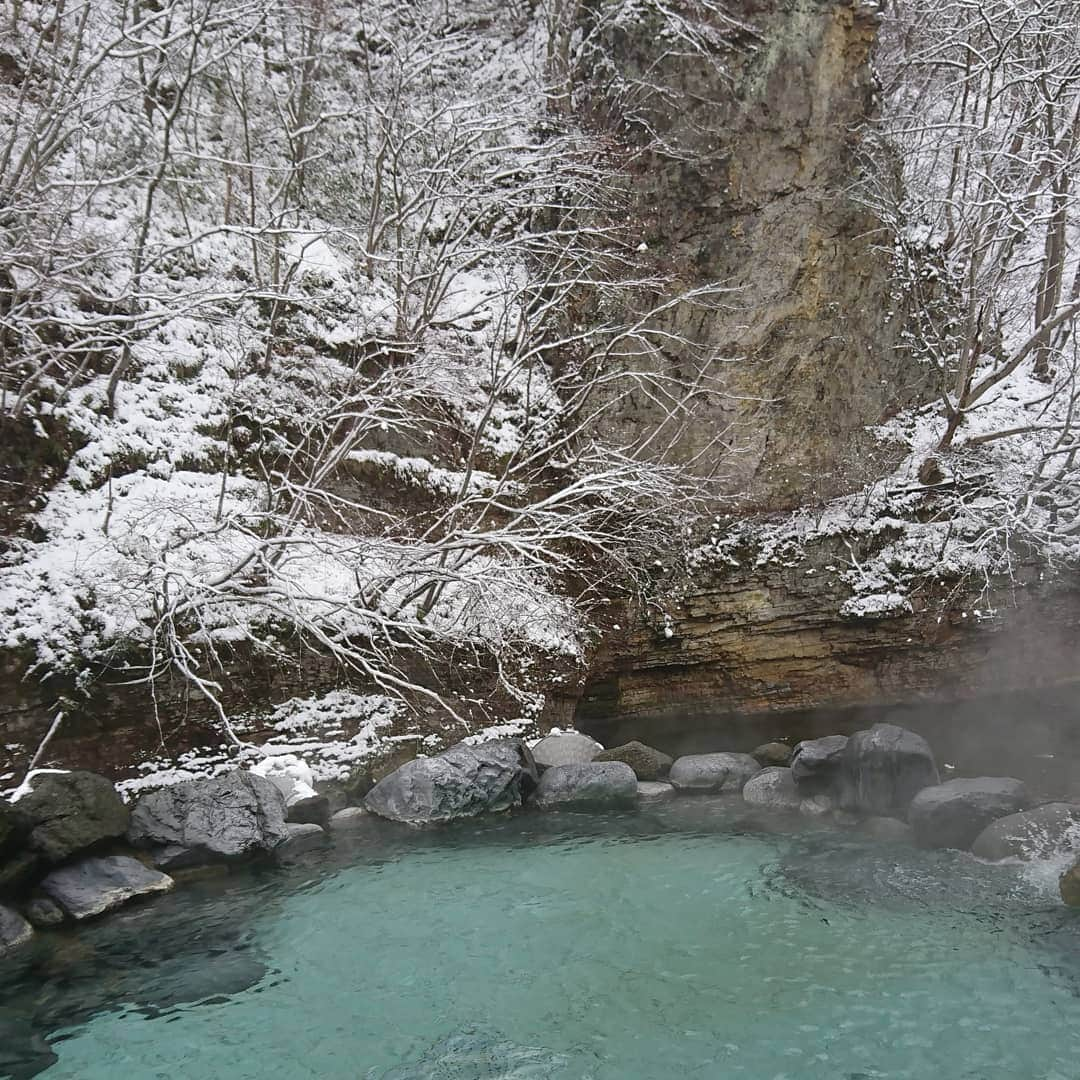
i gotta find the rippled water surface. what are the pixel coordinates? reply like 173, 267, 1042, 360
3, 798, 1080, 1080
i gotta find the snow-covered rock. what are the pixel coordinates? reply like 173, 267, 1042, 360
250, 754, 319, 806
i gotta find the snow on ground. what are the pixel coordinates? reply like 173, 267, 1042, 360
104, 688, 542, 800
0, 0, 589, 731
696, 356, 1080, 618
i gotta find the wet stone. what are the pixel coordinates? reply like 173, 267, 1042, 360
908, 777, 1030, 851
0, 903, 33, 952
41, 855, 174, 921
276, 823, 326, 857
533, 762, 637, 809
669, 753, 759, 794
531, 733, 602, 770
743, 767, 801, 811
24, 896, 65, 929
752, 742, 794, 768
12, 772, 129, 865
594, 741, 673, 781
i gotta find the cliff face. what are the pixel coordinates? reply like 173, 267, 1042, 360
577, 541, 1080, 754
575, 0, 1080, 748
597, 0, 921, 508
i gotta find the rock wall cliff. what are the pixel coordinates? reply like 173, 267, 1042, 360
595, 0, 923, 508
574, 0, 1080, 748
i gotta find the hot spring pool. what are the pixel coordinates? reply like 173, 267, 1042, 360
3, 797, 1080, 1079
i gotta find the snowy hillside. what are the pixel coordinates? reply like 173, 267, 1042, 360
1, 0, 1078, 789
0, 0, 728, 782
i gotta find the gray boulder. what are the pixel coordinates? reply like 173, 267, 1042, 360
742, 767, 801, 811
40, 855, 173, 920
150, 844, 216, 872
859, 816, 915, 844
669, 753, 760, 793
0, 850, 41, 897
0, 800, 22, 857
0, 904, 33, 952
12, 771, 129, 864
365, 738, 538, 824
594, 740, 673, 780
533, 762, 638, 808
841, 724, 939, 815
286, 794, 331, 828
791, 735, 849, 797
752, 742, 794, 768
531, 732, 602, 770
637, 781, 677, 803
24, 896, 65, 929
908, 777, 1030, 850
275, 822, 325, 857
971, 803, 1080, 862
128, 770, 289, 862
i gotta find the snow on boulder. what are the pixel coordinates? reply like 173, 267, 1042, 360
908, 777, 1030, 851
669, 753, 760, 794
249, 753, 318, 805
40, 855, 173, 920
530, 732, 602, 770
365, 739, 538, 825
532, 762, 638, 809
127, 770, 289, 863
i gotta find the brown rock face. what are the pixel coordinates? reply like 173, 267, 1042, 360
576, 544, 1080, 773
593, 0, 921, 507
571, 0, 1080, 783
1060, 862, 1080, 908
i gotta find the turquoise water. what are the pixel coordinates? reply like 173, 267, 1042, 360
3, 798, 1080, 1079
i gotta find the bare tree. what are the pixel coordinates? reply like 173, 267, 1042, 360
1, 0, 740, 744
860, 0, 1080, 545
